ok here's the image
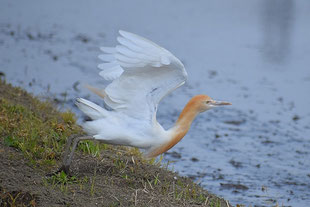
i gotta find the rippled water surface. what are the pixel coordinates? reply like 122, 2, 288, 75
1, 1, 310, 206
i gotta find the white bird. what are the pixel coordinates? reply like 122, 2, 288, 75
60, 30, 231, 173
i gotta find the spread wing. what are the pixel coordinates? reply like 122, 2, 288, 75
98, 30, 187, 123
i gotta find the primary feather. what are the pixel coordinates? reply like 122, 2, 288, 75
98, 30, 187, 123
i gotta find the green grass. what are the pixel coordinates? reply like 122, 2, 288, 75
0, 97, 82, 168
46, 171, 77, 192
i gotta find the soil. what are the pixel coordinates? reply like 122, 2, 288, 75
0, 144, 230, 207
0, 145, 69, 207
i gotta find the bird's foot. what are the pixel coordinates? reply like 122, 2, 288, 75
57, 165, 70, 175
46, 165, 71, 177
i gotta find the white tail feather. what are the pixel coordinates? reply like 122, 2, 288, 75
75, 98, 107, 120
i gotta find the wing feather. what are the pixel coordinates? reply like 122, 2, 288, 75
116, 45, 137, 58
97, 30, 187, 123
119, 30, 159, 49
117, 37, 143, 53
115, 53, 142, 64
99, 66, 123, 80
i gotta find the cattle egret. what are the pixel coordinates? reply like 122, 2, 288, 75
60, 30, 231, 173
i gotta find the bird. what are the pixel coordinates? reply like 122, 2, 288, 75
59, 30, 231, 173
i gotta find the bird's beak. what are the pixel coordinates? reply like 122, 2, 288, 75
211, 100, 232, 106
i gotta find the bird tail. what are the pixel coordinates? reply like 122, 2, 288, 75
75, 98, 107, 120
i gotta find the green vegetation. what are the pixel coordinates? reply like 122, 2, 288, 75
0, 80, 83, 169
46, 171, 77, 192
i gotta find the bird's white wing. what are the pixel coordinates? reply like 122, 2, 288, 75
98, 30, 187, 123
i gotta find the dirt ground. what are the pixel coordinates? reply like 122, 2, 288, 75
0, 144, 231, 207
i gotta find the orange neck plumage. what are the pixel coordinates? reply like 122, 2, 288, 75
146, 96, 205, 157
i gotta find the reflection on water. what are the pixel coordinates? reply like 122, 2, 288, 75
261, 0, 295, 64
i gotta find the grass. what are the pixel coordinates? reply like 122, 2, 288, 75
0, 79, 231, 206
0, 79, 106, 168
47, 171, 77, 192
0, 188, 36, 207
0, 88, 82, 169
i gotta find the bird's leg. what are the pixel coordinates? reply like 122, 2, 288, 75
62, 134, 77, 162
59, 135, 95, 174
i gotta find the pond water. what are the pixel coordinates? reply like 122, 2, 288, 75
1, 0, 309, 206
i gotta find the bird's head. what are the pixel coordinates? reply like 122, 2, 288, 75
192, 94, 232, 113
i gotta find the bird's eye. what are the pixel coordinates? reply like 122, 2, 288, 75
206, 100, 211, 104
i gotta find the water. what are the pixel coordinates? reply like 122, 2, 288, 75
1, 1, 309, 206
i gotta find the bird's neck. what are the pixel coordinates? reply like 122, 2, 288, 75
147, 98, 200, 157
169, 100, 200, 145
175, 101, 200, 132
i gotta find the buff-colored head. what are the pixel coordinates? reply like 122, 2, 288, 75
190, 94, 232, 113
